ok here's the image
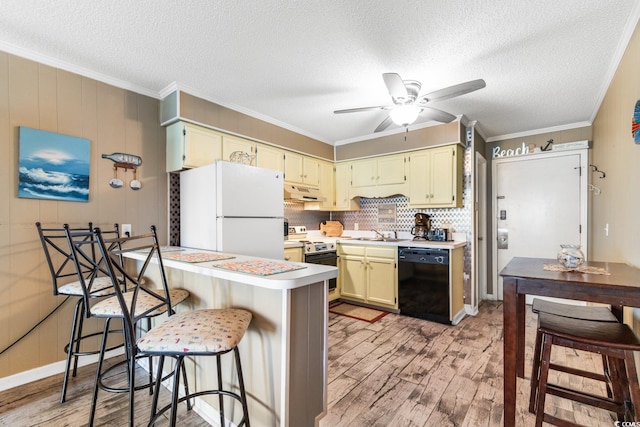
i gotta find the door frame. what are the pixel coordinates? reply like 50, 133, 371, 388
490, 149, 589, 300
474, 152, 487, 306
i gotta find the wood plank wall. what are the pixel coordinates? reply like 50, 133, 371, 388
0, 51, 166, 379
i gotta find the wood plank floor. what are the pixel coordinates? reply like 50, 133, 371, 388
321, 301, 618, 427
0, 301, 620, 426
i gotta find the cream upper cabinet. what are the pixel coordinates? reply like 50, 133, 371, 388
338, 244, 397, 309
222, 135, 256, 163
166, 121, 222, 172
317, 160, 335, 210
349, 153, 407, 198
377, 153, 407, 186
407, 144, 463, 208
351, 158, 377, 188
256, 143, 284, 171
284, 151, 320, 187
303, 157, 320, 187
334, 162, 359, 211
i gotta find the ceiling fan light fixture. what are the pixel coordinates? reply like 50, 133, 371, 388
390, 104, 421, 126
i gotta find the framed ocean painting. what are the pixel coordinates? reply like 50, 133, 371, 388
18, 127, 90, 202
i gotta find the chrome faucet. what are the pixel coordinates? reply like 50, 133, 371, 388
371, 229, 385, 239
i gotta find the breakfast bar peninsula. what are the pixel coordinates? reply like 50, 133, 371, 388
124, 247, 338, 427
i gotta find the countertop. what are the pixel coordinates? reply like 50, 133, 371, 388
284, 229, 467, 250
123, 247, 337, 291
337, 238, 466, 249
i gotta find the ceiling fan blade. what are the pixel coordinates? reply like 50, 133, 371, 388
334, 105, 393, 114
374, 115, 394, 132
418, 79, 486, 104
419, 107, 457, 123
382, 73, 409, 101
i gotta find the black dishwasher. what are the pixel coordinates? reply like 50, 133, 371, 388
398, 247, 450, 324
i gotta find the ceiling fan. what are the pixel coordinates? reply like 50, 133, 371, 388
334, 73, 486, 132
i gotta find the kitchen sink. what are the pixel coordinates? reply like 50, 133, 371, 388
353, 237, 404, 242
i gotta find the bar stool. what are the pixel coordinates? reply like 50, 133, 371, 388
35, 221, 122, 403
140, 308, 252, 427
66, 225, 190, 426
532, 311, 640, 426
92, 227, 252, 427
529, 299, 619, 414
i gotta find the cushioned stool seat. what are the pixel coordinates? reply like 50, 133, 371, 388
138, 308, 252, 353
532, 312, 640, 426
91, 288, 190, 318
139, 308, 252, 427
529, 299, 620, 414
532, 298, 619, 322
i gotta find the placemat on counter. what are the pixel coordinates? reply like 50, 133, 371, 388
211, 260, 307, 276
163, 252, 235, 263
544, 263, 610, 275
136, 245, 184, 253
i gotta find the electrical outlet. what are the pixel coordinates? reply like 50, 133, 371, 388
122, 224, 132, 237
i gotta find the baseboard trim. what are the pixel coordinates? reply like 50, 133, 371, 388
0, 347, 124, 392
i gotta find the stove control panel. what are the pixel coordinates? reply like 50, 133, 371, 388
289, 225, 307, 235
305, 242, 336, 253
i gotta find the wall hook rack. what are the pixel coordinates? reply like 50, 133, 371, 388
589, 164, 606, 179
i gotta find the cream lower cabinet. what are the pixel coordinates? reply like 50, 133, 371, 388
338, 244, 397, 309
284, 247, 303, 262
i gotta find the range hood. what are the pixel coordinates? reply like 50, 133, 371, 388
284, 184, 326, 203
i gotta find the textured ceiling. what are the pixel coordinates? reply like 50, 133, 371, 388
0, 1, 639, 145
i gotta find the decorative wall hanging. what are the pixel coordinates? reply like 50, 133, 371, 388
18, 127, 90, 202
101, 152, 143, 190
633, 99, 640, 144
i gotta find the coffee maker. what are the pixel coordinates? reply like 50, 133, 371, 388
410, 213, 432, 240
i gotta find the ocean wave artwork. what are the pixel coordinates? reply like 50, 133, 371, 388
18, 127, 90, 202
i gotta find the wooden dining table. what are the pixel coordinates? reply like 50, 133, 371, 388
500, 256, 640, 426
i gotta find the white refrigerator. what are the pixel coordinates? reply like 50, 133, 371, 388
180, 160, 284, 259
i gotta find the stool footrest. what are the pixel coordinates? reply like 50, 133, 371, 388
546, 383, 625, 413
548, 362, 608, 383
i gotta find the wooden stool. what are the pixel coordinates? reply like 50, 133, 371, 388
529, 298, 619, 414
532, 312, 640, 426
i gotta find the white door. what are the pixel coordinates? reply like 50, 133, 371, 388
493, 150, 588, 300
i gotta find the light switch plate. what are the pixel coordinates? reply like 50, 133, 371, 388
122, 224, 132, 237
